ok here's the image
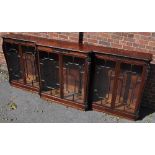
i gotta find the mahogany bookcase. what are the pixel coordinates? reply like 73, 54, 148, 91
2, 34, 152, 120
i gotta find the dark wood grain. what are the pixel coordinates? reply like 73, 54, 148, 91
2, 33, 152, 120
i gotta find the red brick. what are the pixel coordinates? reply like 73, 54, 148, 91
127, 33, 134, 38
123, 37, 135, 42
123, 45, 135, 51
149, 41, 155, 47
111, 34, 123, 40
86, 38, 98, 44
112, 39, 120, 44
138, 32, 152, 36
126, 42, 133, 46
111, 43, 122, 49
137, 39, 149, 45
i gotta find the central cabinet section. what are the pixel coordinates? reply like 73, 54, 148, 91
38, 46, 88, 110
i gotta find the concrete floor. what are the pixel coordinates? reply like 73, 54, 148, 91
0, 69, 155, 123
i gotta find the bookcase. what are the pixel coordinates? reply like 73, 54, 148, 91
2, 33, 152, 120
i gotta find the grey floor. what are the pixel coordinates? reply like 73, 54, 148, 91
0, 68, 154, 123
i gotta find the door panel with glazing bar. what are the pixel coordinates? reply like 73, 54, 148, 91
63, 55, 85, 104
93, 58, 116, 108
22, 45, 39, 88
3, 42, 23, 82
39, 51, 60, 97
92, 56, 146, 115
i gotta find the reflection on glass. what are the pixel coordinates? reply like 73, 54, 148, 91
22, 46, 39, 87
40, 52, 60, 97
63, 56, 85, 103
5, 43, 23, 82
115, 63, 143, 113
93, 59, 116, 107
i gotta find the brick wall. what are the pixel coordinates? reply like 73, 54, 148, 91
0, 32, 155, 109
12, 32, 80, 43
83, 32, 155, 57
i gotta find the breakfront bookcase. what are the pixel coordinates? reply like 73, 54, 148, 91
2, 34, 152, 120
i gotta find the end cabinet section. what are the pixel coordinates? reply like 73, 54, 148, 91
92, 53, 149, 120
37, 45, 92, 110
2, 38, 39, 92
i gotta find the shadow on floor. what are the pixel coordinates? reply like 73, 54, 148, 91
138, 106, 155, 120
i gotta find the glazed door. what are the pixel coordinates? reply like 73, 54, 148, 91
21, 45, 39, 88
39, 51, 60, 97
115, 62, 144, 113
63, 55, 85, 104
92, 56, 146, 115
93, 58, 116, 108
3, 42, 22, 82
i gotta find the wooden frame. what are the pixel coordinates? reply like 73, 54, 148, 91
2, 33, 152, 120
3, 38, 39, 93
91, 53, 149, 120
36, 45, 90, 110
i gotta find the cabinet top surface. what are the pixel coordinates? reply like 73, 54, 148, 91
3, 33, 153, 61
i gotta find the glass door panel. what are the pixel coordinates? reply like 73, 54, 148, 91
63, 56, 85, 103
39, 51, 60, 97
22, 46, 39, 88
5, 43, 23, 83
93, 59, 116, 108
115, 63, 143, 113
